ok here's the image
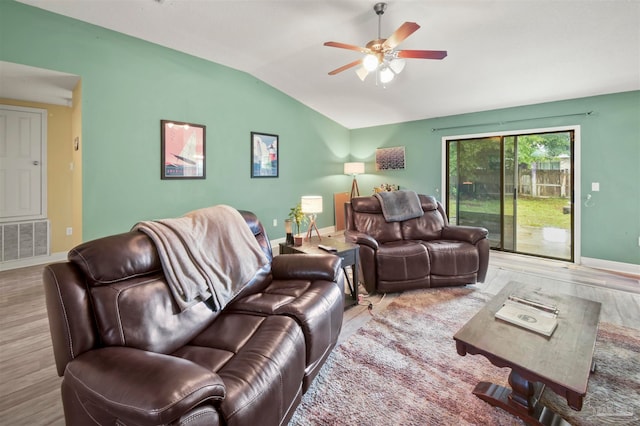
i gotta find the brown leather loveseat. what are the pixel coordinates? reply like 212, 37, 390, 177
345, 193, 489, 294
43, 208, 344, 426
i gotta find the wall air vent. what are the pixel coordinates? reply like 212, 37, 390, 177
1, 220, 49, 262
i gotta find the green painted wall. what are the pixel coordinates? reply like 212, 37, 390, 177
2, 2, 638, 265
351, 91, 640, 265
1, 1, 350, 241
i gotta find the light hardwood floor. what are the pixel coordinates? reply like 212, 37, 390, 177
1, 253, 638, 425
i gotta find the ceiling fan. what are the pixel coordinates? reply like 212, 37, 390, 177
324, 2, 447, 84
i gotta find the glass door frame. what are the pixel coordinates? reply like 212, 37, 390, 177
441, 125, 582, 263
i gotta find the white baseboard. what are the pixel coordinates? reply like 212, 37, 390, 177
580, 257, 640, 277
0, 251, 67, 272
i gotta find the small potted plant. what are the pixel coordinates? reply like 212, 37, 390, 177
288, 202, 307, 246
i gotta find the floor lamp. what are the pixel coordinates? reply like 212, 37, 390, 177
344, 162, 365, 200
301, 195, 323, 240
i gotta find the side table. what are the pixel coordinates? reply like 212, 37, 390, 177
279, 235, 359, 308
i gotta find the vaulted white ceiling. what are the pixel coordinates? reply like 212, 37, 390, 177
13, 0, 640, 129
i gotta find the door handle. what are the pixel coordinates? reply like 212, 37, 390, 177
33, 161, 40, 166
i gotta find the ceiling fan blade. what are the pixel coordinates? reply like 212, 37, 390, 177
324, 41, 370, 53
397, 50, 448, 60
383, 22, 420, 50
328, 59, 363, 75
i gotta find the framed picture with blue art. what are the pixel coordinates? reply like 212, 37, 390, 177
251, 131, 279, 178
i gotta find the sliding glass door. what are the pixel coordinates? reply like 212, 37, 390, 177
447, 136, 503, 247
446, 130, 574, 261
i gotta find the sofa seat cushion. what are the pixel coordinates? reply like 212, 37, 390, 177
376, 241, 430, 282
422, 240, 479, 276
229, 279, 312, 312
178, 312, 306, 426
229, 277, 344, 391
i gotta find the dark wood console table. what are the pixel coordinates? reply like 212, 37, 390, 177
453, 281, 601, 425
279, 235, 359, 308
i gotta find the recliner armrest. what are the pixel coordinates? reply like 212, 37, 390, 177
344, 230, 379, 250
272, 254, 341, 281
64, 347, 225, 425
442, 225, 488, 245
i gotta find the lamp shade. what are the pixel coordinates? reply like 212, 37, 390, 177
363, 54, 379, 71
343, 162, 365, 175
301, 195, 323, 214
389, 58, 406, 74
379, 66, 395, 83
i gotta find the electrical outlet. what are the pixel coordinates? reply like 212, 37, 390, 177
591, 182, 600, 191
66, 227, 73, 236
273, 219, 277, 227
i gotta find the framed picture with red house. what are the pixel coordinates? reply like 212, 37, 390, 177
161, 120, 206, 179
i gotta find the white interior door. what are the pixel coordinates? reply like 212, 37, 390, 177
0, 105, 47, 222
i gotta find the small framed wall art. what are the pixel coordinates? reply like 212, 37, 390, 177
161, 120, 206, 179
376, 146, 406, 170
251, 131, 279, 178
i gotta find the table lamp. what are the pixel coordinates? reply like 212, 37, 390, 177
301, 195, 323, 240
344, 162, 365, 199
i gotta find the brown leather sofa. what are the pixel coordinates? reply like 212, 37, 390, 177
43, 210, 344, 426
345, 194, 489, 294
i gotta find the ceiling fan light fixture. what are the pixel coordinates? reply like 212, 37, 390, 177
324, 2, 447, 81
363, 54, 379, 72
379, 66, 395, 83
389, 58, 406, 74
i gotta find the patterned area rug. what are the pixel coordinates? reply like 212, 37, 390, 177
289, 286, 640, 425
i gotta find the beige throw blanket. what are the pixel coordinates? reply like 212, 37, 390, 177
132, 205, 269, 312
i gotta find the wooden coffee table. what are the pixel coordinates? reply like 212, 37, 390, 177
453, 282, 601, 425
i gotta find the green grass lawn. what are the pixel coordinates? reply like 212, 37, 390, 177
450, 196, 571, 229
